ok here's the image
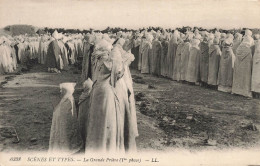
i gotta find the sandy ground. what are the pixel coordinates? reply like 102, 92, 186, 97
0, 64, 260, 153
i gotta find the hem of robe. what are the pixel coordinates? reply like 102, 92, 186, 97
251, 89, 260, 93
218, 86, 232, 93
231, 89, 252, 98
208, 82, 218, 86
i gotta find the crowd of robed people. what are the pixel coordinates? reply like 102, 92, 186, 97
1, 27, 260, 154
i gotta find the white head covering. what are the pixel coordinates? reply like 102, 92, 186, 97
215, 31, 221, 39
52, 30, 59, 40
226, 33, 234, 40
208, 33, 215, 40
223, 38, 233, 46
194, 33, 202, 40
83, 78, 93, 91
255, 34, 260, 40
235, 33, 243, 41
116, 38, 126, 46
146, 33, 153, 42
0, 36, 7, 44
95, 39, 113, 52
241, 35, 254, 47
213, 37, 220, 45
191, 39, 200, 49
245, 29, 252, 36
60, 82, 76, 115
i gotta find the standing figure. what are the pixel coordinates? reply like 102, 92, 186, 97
141, 34, 153, 74
172, 38, 185, 81
167, 31, 179, 79
49, 83, 83, 154
151, 33, 162, 76
208, 37, 221, 87
232, 35, 253, 97
180, 34, 192, 81
218, 38, 235, 93
251, 34, 260, 97
199, 37, 210, 86
46, 30, 62, 73
186, 39, 200, 84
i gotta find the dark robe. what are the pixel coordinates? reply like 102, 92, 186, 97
160, 40, 169, 77
46, 40, 61, 69
130, 46, 139, 70
200, 41, 210, 83
151, 40, 162, 76
208, 44, 221, 86
173, 43, 185, 81
81, 42, 94, 81
167, 38, 178, 79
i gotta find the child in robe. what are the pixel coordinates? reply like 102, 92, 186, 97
49, 82, 83, 154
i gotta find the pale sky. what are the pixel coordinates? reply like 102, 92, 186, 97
0, 0, 260, 30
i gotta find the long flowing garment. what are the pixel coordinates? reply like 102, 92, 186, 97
252, 40, 260, 93
78, 89, 91, 148
186, 47, 200, 83
218, 47, 234, 93
38, 39, 45, 64
81, 42, 94, 81
208, 45, 221, 86
85, 48, 136, 153
141, 41, 152, 74
138, 39, 144, 71
167, 38, 178, 78
173, 43, 185, 81
160, 40, 169, 77
0, 44, 12, 74
151, 40, 162, 76
49, 98, 83, 154
233, 40, 241, 55
66, 42, 76, 65
232, 44, 253, 97
200, 41, 209, 83
58, 41, 69, 69
180, 42, 191, 81
46, 40, 61, 69
130, 45, 139, 70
